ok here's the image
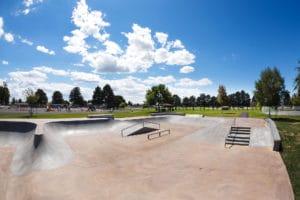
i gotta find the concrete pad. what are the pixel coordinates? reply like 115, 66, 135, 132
0, 116, 294, 200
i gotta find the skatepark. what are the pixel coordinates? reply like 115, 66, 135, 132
0, 115, 294, 200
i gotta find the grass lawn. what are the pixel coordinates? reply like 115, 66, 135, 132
272, 116, 300, 200
0, 108, 156, 119
0, 107, 299, 198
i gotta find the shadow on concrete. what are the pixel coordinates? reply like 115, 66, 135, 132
0, 121, 37, 133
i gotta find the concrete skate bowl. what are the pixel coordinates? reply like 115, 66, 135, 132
0, 116, 295, 200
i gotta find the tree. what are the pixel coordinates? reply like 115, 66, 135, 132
294, 62, 300, 96
197, 93, 206, 108
173, 94, 181, 109
0, 82, 10, 105
182, 97, 190, 108
69, 87, 84, 107
92, 86, 104, 106
103, 84, 114, 109
228, 90, 251, 108
24, 88, 39, 116
113, 95, 126, 108
217, 85, 228, 107
52, 91, 64, 104
280, 90, 291, 107
210, 96, 218, 109
35, 89, 48, 106
189, 96, 196, 110
254, 67, 285, 116
145, 84, 173, 108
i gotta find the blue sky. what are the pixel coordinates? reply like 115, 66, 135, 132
0, 0, 299, 103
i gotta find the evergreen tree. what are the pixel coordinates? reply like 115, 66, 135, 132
103, 84, 114, 108
173, 94, 181, 109
92, 86, 104, 106
69, 87, 84, 107
52, 91, 64, 104
35, 89, 48, 106
0, 82, 10, 105
182, 97, 190, 108
217, 85, 228, 106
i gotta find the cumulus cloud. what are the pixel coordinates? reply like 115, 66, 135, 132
2, 60, 8, 65
143, 75, 176, 85
155, 32, 168, 47
175, 78, 212, 87
9, 70, 47, 86
63, 0, 195, 73
34, 66, 69, 76
36, 45, 55, 55
180, 66, 195, 74
70, 71, 101, 83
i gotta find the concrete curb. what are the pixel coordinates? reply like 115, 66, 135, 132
266, 118, 281, 151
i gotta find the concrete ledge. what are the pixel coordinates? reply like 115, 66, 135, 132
87, 114, 115, 119
266, 118, 281, 151
150, 112, 185, 116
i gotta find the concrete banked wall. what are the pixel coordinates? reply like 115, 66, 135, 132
266, 118, 281, 151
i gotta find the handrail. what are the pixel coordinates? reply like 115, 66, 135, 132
121, 120, 160, 137
121, 122, 142, 137
143, 121, 160, 129
147, 129, 170, 140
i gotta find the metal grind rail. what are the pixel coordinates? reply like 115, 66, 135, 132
121, 121, 160, 137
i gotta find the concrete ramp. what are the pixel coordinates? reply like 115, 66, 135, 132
121, 121, 160, 137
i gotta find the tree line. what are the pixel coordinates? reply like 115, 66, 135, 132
22, 84, 126, 109
145, 65, 299, 112
145, 84, 251, 110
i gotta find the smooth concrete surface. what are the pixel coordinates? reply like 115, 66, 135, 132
0, 115, 294, 200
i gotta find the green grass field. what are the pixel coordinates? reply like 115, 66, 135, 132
0, 107, 299, 198
272, 116, 300, 200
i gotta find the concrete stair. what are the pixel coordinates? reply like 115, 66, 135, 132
225, 126, 251, 147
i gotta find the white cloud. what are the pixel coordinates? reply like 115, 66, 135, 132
63, 29, 88, 54
73, 63, 85, 67
63, 0, 196, 73
175, 78, 212, 87
0, 17, 14, 43
165, 49, 195, 65
171, 39, 184, 49
155, 32, 168, 47
23, 9, 30, 15
143, 75, 176, 85
0, 17, 4, 38
2, 60, 8, 65
118, 24, 155, 72
70, 71, 101, 83
21, 0, 43, 15
180, 66, 195, 74
34, 66, 69, 76
21, 38, 33, 46
36, 45, 55, 55
83, 51, 121, 73
9, 70, 47, 86
4, 33, 14, 42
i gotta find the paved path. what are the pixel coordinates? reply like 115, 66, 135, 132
240, 112, 249, 118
